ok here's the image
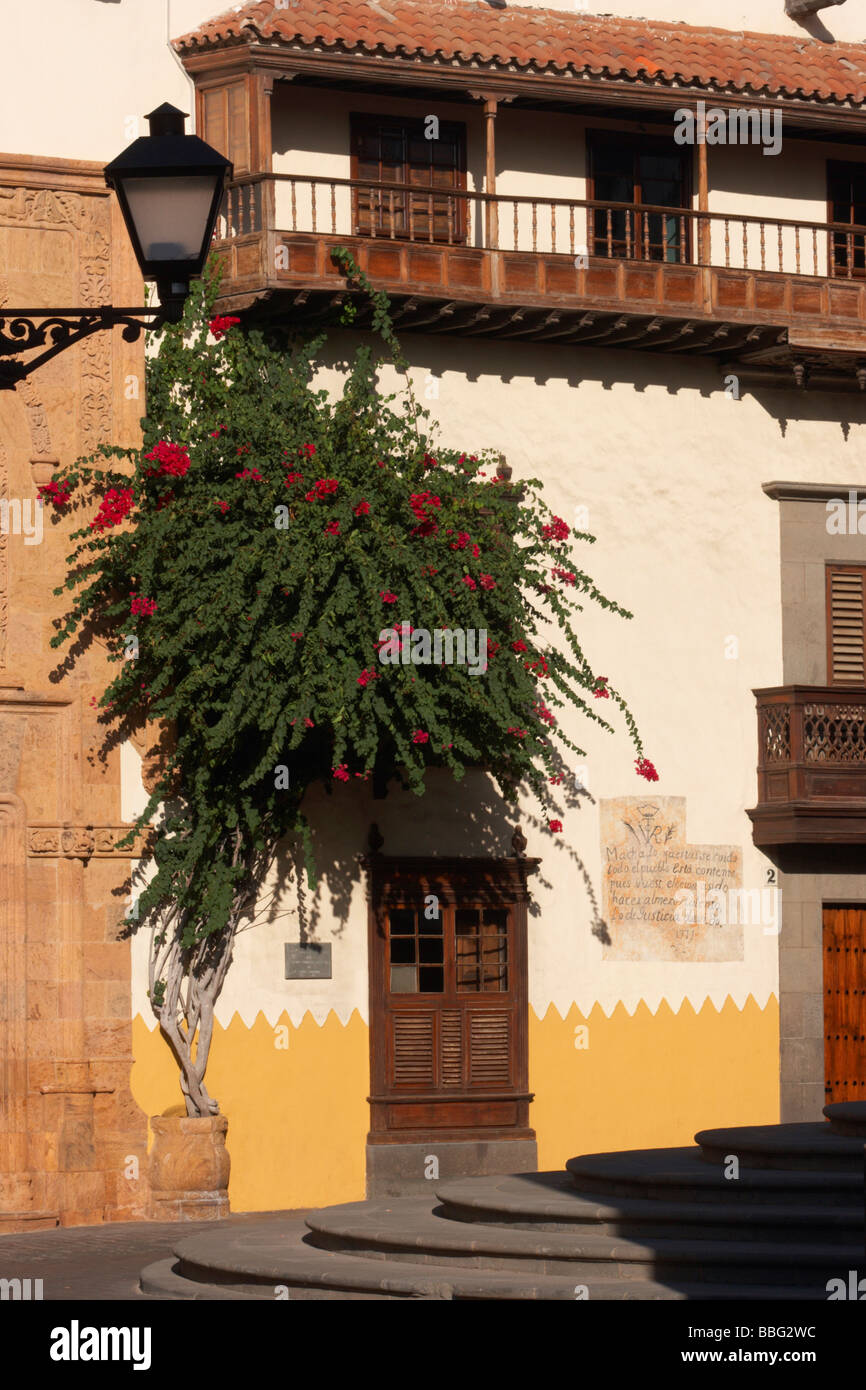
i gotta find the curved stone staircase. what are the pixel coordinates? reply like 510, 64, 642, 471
140, 1107, 865, 1301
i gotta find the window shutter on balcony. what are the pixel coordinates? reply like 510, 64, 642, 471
828, 565, 866, 684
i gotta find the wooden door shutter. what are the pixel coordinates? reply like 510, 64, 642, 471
823, 905, 866, 1102
827, 565, 866, 684
201, 83, 250, 173
351, 114, 466, 242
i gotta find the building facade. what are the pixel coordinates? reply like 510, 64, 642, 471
2, 0, 866, 1223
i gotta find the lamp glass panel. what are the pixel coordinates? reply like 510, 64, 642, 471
121, 175, 217, 263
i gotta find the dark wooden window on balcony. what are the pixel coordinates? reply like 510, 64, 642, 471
828, 161, 866, 280
588, 131, 691, 264
827, 564, 866, 685
350, 113, 467, 243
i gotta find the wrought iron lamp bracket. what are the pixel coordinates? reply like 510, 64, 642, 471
0, 306, 167, 388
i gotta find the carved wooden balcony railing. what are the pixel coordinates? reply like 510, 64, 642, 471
212, 173, 866, 377
748, 686, 866, 846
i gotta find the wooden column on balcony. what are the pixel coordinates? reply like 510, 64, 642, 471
697, 107, 711, 311
470, 91, 513, 256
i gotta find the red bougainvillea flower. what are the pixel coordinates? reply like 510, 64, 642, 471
635, 757, 659, 782
376, 459, 386, 468
297, 443, 316, 458
507, 727, 527, 738
284, 472, 304, 487
512, 640, 527, 653
479, 574, 496, 590
548, 819, 563, 834
324, 520, 340, 536
38, 479, 73, 509
421, 565, 438, 578
290, 632, 303, 640
235, 467, 264, 481
89, 487, 134, 531
412, 730, 429, 744
236, 444, 251, 457
354, 499, 370, 516
379, 591, 398, 604
130, 595, 157, 617
409, 491, 441, 537
549, 773, 563, 785
209, 426, 227, 438
552, 566, 577, 586
305, 478, 339, 501
303, 716, 314, 727
209, 315, 241, 340
593, 677, 610, 699
449, 531, 470, 551
462, 576, 477, 590
534, 701, 556, 726
423, 453, 438, 470
144, 441, 190, 479
542, 516, 570, 543
527, 655, 549, 678
332, 764, 350, 782
357, 668, 379, 688
214, 499, 229, 514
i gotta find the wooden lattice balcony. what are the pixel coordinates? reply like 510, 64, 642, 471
749, 686, 866, 846
212, 173, 866, 383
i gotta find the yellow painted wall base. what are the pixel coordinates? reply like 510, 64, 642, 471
132, 992, 779, 1212
530, 994, 780, 1172
131, 1011, 370, 1212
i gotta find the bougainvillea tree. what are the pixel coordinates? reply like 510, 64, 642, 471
46, 254, 655, 1117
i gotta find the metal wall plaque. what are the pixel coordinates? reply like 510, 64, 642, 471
284, 942, 332, 980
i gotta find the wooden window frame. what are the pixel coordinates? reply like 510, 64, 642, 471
349, 111, 468, 245
826, 160, 866, 281
826, 562, 866, 686
363, 854, 538, 1145
587, 128, 693, 265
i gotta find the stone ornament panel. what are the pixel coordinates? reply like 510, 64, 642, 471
27, 824, 153, 859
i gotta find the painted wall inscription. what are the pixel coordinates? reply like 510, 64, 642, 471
600, 797, 744, 962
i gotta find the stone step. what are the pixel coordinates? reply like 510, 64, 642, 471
150, 1223, 827, 1301
434, 1171, 862, 1241
695, 1122, 866, 1172
302, 1196, 859, 1289
567, 1147, 862, 1206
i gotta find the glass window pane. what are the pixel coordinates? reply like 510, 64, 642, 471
483, 909, 508, 932
457, 966, 480, 991
419, 937, 443, 963
390, 964, 418, 993
483, 966, 508, 991
456, 908, 480, 935
419, 966, 444, 993
389, 910, 415, 935
390, 937, 416, 964
419, 908, 442, 934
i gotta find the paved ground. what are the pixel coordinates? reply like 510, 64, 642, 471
0, 1211, 311, 1301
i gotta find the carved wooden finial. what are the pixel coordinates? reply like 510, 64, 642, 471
511, 825, 527, 857
367, 822, 384, 856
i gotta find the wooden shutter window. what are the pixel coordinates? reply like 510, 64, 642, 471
350, 113, 467, 243
827, 565, 866, 685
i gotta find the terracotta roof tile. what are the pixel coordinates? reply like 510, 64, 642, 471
175, 0, 866, 106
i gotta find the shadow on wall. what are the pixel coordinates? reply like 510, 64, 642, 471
257, 767, 603, 941
320, 326, 866, 436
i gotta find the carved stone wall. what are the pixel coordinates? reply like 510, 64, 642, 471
0, 154, 149, 1229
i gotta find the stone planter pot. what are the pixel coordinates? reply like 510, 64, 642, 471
148, 1114, 230, 1221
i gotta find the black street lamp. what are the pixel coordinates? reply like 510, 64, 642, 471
0, 104, 232, 389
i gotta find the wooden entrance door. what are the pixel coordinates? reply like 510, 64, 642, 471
822, 905, 866, 1103
366, 855, 536, 1144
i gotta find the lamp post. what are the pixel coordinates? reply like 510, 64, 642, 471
0, 104, 231, 389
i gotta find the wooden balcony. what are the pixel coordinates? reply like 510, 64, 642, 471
212, 174, 866, 385
748, 687, 866, 846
